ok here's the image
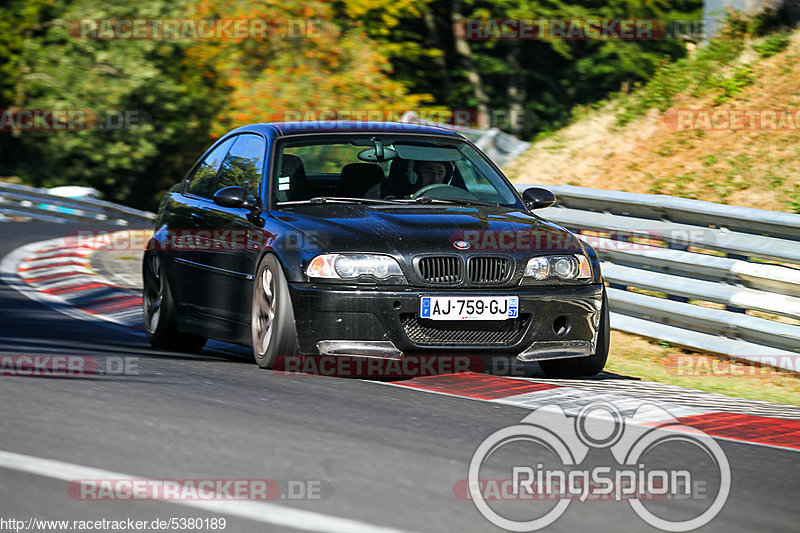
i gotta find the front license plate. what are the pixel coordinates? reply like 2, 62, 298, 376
419, 296, 519, 321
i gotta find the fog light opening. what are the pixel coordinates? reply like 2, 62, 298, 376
393, 300, 402, 310
553, 316, 571, 336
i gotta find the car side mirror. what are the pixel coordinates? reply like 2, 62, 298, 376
522, 187, 556, 210
213, 186, 256, 210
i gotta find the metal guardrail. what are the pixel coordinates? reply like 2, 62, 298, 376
0, 182, 155, 226
516, 183, 800, 371
401, 111, 531, 167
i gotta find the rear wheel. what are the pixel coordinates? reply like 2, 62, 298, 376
539, 289, 609, 378
251, 254, 298, 368
142, 252, 206, 352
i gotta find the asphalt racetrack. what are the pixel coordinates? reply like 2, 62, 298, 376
0, 222, 797, 532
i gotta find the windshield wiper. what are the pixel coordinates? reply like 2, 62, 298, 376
402, 197, 502, 207
278, 197, 406, 206
279, 196, 503, 207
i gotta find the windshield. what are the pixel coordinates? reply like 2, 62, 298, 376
272, 135, 522, 207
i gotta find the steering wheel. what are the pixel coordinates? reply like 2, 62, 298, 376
411, 183, 479, 200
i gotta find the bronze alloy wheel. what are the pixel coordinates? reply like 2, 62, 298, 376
251, 255, 298, 368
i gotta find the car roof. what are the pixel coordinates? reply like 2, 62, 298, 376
227, 121, 464, 138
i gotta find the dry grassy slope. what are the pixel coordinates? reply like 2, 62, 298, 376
504, 30, 800, 213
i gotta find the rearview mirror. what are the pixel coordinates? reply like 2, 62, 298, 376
522, 187, 556, 210
213, 186, 256, 210
358, 147, 397, 163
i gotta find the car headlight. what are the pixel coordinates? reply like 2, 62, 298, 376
524, 256, 550, 280
307, 254, 405, 281
523, 254, 592, 282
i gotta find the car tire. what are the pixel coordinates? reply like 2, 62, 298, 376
251, 254, 298, 369
539, 289, 609, 378
142, 252, 206, 353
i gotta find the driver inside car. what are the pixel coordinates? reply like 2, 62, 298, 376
363, 159, 455, 199
414, 161, 453, 189
416, 160, 450, 188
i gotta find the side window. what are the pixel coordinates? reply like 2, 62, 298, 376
185, 137, 236, 197
212, 134, 266, 200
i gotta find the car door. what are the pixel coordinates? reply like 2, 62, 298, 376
171, 136, 237, 311
191, 133, 267, 326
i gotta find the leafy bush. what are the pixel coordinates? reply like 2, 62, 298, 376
753, 33, 792, 58
712, 65, 755, 104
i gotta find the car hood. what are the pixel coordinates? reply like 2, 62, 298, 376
272, 204, 584, 257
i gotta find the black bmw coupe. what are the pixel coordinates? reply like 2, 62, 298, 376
144, 121, 608, 377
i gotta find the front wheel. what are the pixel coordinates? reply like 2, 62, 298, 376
142, 252, 206, 352
539, 289, 610, 378
251, 255, 298, 368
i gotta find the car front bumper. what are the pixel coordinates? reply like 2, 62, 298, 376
288, 282, 605, 361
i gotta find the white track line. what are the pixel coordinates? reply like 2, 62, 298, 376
0, 449, 422, 533
19, 265, 94, 278
20, 255, 89, 268
26, 275, 106, 290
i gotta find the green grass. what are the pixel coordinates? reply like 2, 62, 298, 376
701, 154, 718, 166
615, 11, 790, 126
712, 65, 755, 104
605, 331, 800, 405
790, 185, 800, 213
616, 38, 745, 126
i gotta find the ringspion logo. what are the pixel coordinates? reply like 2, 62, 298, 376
465, 402, 730, 531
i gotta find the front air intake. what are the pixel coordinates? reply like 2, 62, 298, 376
467, 256, 513, 284
417, 256, 463, 284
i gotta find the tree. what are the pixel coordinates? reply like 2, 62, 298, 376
191, 0, 433, 136
334, 0, 702, 136
0, 0, 229, 208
